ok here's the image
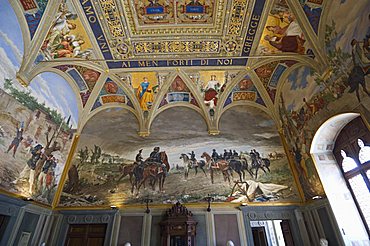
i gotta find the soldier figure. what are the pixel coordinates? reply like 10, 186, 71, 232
253, 149, 262, 166
149, 147, 160, 162
233, 150, 239, 158
135, 149, 144, 165
188, 151, 197, 167
250, 149, 257, 167
223, 149, 228, 160
6, 128, 24, 158
211, 149, 219, 161
149, 147, 167, 175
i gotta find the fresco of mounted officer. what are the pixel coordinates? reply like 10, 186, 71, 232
146, 147, 167, 175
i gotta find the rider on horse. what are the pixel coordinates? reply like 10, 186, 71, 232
149, 147, 167, 175
252, 149, 262, 166
250, 149, 257, 167
212, 149, 219, 161
134, 149, 145, 182
149, 147, 160, 162
188, 151, 197, 167
223, 149, 228, 160
232, 150, 239, 159
212, 149, 221, 168
136, 149, 144, 165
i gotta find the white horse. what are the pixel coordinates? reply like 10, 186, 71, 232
179, 154, 192, 180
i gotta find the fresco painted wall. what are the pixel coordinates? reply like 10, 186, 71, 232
54, 65, 101, 107
257, 0, 313, 56
276, 0, 370, 200
159, 76, 199, 108
59, 106, 300, 207
223, 75, 265, 108
39, 0, 93, 60
0, 0, 79, 204
131, 71, 160, 111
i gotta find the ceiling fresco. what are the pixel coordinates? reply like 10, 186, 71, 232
257, 0, 315, 56
92, 78, 134, 111
75, 0, 266, 60
299, 0, 323, 34
0, 0, 369, 207
40, 0, 94, 60
54, 65, 101, 107
22, 0, 49, 39
159, 75, 200, 108
254, 60, 297, 103
223, 75, 266, 108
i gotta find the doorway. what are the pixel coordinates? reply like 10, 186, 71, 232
64, 224, 107, 246
251, 220, 294, 246
252, 227, 268, 246
0, 214, 10, 242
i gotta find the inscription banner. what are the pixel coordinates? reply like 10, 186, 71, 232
242, 0, 266, 56
80, 0, 113, 60
108, 58, 247, 69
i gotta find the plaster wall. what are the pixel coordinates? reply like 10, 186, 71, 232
0, 193, 344, 246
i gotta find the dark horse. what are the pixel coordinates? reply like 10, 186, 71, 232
131, 151, 170, 195
251, 158, 271, 179
228, 158, 254, 181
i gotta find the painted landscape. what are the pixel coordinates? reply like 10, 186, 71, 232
60, 106, 300, 206
0, 1, 79, 204
277, 0, 370, 199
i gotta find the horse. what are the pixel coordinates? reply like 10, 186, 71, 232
201, 152, 230, 184
240, 152, 269, 179
131, 151, 169, 195
194, 159, 207, 177
239, 152, 255, 178
132, 163, 165, 195
117, 163, 136, 185
251, 157, 271, 179
228, 158, 248, 182
179, 154, 207, 179
180, 154, 192, 179
159, 151, 170, 172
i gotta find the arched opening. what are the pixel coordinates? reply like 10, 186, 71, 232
333, 117, 370, 235
311, 113, 370, 244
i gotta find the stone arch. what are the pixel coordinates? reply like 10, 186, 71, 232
310, 113, 369, 244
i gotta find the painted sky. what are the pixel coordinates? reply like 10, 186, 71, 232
327, 0, 370, 52
78, 107, 284, 167
282, 66, 323, 112
0, 0, 79, 127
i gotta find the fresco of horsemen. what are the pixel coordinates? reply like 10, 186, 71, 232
180, 149, 271, 183
118, 147, 273, 196
118, 147, 170, 196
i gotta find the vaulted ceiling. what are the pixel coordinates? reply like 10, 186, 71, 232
12, 0, 329, 135
2, 0, 369, 207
